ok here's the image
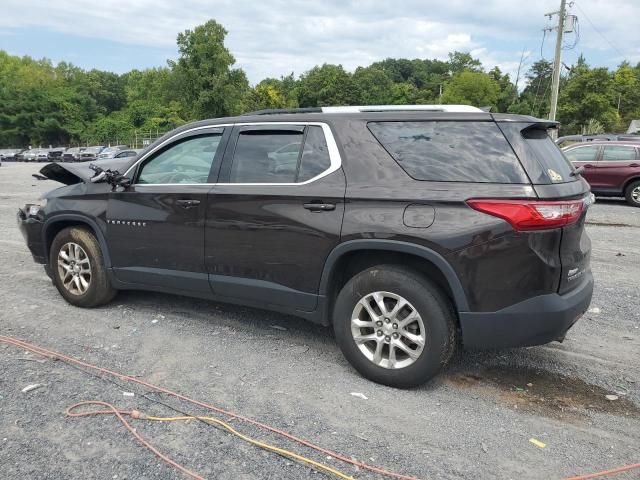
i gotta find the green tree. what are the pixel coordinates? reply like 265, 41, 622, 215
297, 64, 359, 107
352, 66, 393, 104
441, 70, 499, 108
557, 59, 618, 134
170, 20, 250, 119
447, 51, 483, 74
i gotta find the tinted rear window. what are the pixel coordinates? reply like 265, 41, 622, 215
522, 129, 575, 183
368, 121, 528, 183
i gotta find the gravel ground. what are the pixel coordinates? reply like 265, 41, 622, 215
1, 162, 638, 480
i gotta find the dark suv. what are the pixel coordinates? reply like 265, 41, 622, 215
18, 105, 594, 388
563, 141, 640, 206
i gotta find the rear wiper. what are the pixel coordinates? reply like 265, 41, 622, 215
32, 174, 48, 181
570, 166, 585, 177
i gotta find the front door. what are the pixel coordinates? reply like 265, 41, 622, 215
107, 127, 228, 293
597, 145, 640, 191
204, 123, 346, 312
564, 144, 602, 187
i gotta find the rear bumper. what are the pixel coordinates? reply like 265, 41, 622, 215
17, 209, 47, 264
459, 272, 593, 349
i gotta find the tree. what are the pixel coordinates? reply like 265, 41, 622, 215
557, 59, 618, 134
441, 70, 499, 108
297, 64, 359, 107
447, 51, 483, 74
352, 66, 393, 104
519, 59, 554, 118
170, 20, 250, 119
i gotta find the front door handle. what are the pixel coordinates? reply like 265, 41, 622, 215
303, 202, 336, 212
176, 199, 201, 209
583, 164, 595, 168
629, 163, 640, 167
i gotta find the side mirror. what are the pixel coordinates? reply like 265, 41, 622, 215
115, 176, 132, 189
90, 171, 107, 183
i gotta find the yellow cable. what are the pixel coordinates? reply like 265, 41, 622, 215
141, 414, 354, 480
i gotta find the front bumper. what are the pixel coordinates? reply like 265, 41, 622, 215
17, 209, 47, 264
459, 272, 593, 349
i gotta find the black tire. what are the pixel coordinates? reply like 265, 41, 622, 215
333, 265, 457, 388
49, 226, 116, 307
624, 180, 640, 207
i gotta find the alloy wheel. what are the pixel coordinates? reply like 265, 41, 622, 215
57, 242, 92, 295
350, 291, 426, 369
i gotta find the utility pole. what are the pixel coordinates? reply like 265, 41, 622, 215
547, 0, 566, 137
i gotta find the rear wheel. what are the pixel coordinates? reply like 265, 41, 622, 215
624, 180, 640, 207
333, 265, 457, 388
50, 227, 116, 307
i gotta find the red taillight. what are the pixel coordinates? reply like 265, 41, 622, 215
466, 199, 584, 231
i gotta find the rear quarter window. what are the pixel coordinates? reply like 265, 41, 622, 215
367, 121, 529, 183
523, 128, 575, 183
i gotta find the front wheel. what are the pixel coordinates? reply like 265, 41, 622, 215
624, 180, 640, 207
333, 265, 457, 388
50, 226, 116, 307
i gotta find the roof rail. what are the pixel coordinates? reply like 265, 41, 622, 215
242, 105, 484, 116
322, 105, 483, 113
242, 107, 322, 116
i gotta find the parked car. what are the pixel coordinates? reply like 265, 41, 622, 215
36, 149, 50, 162
18, 105, 594, 388
77, 146, 105, 162
563, 141, 640, 207
48, 149, 65, 162
14, 149, 28, 162
0, 149, 21, 162
113, 149, 142, 158
97, 145, 129, 160
62, 147, 84, 162
556, 134, 640, 148
23, 150, 39, 162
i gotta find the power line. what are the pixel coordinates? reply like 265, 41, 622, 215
574, 2, 625, 58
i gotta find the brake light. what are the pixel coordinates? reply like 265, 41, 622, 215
466, 199, 584, 231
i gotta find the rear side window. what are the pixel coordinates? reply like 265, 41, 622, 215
602, 145, 637, 161
368, 121, 528, 183
564, 145, 599, 162
230, 130, 303, 183
522, 129, 575, 183
228, 126, 332, 184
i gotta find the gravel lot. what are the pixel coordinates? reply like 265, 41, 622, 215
1, 162, 638, 480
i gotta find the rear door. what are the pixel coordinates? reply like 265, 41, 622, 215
563, 144, 602, 188
204, 122, 346, 312
107, 127, 227, 293
597, 145, 640, 193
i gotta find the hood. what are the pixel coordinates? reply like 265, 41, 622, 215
38, 157, 137, 185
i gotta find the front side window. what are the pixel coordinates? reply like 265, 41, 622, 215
138, 133, 222, 184
368, 121, 529, 183
601, 146, 637, 161
564, 146, 599, 162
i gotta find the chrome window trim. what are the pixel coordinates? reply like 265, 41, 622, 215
125, 122, 342, 187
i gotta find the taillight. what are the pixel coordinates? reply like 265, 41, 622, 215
466, 199, 584, 231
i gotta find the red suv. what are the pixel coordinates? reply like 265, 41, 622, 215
563, 141, 640, 207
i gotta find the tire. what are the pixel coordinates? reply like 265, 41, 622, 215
624, 180, 640, 207
49, 226, 116, 307
333, 265, 457, 388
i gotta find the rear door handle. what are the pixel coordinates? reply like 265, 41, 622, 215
630, 163, 640, 167
303, 202, 336, 212
176, 199, 201, 209
583, 164, 595, 168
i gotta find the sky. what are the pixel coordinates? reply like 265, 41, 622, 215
0, 0, 638, 85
